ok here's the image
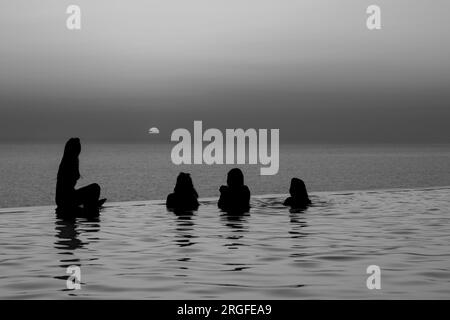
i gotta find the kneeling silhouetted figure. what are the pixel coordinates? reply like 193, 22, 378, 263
55, 138, 105, 213
218, 168, 250, 213
283, 178, 311, 208
166, 172, 199, 211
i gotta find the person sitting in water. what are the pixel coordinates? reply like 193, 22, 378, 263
283, 178, 311, 208
55, 138, 105, 210
166, 172, 200, 211
218, 168, 251, 212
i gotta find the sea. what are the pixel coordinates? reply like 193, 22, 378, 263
1, 143, 450, 208
0, 143, 449, 299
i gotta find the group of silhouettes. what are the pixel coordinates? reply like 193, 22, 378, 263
56, 138, 311, 216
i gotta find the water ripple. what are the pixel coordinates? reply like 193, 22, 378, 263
0, 187, 449, 299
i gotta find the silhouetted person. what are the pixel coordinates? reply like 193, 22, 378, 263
283, 178, 311, 208
55, 138, 105, 212
218, 168, 250, 213
166, 172, 199, 211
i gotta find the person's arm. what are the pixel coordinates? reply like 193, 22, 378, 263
218, 186, 227, 209
243, 186, 251, 202
283, 197, 291, 206
166, 193, 175, 208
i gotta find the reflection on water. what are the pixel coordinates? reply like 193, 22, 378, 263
221, 213, 250, 230
172, 212, 196, 248
53, 216, 101, 292
54, 216, 101, 255
221, 213, 249, 250
54, 219, 84, 253
1, 187, 450, 299
289, 210, 308, 239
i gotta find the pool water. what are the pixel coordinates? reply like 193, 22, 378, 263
0, 187, 449, 299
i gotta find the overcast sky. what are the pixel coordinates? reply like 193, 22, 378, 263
0, 0, 449, 143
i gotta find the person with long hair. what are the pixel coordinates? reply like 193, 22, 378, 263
166, 172, 199, 211
218, 168, 251, 213
283, 178, 311, 208
56, 138, 105, 210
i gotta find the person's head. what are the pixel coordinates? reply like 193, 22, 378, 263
227, 168, 244, 188
58, 138, 81, 180
289, 178, 309, 199
174, 172, 195, 193
63, 137, 81, 159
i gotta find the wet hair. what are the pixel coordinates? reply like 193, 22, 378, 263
58, 137, 81, 181
289, 178, 309, 200
63, 137, 81, 158
174, 172, 198, 198
227, 168, 244, 188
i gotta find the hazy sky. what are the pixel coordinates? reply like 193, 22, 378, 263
1, 0, 449, 143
